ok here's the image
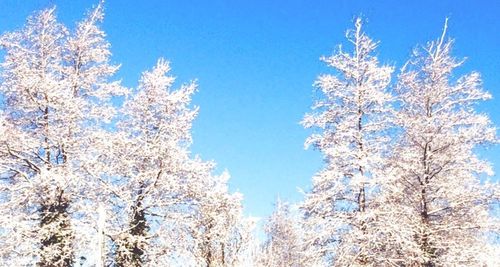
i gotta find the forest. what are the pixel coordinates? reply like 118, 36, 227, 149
0, 2, 498, 267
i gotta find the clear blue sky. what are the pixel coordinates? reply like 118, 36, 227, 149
1, 0, 499, 220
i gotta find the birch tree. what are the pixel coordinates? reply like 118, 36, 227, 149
301, 18, 394, 265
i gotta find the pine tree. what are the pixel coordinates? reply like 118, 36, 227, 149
301, 18, 394, 265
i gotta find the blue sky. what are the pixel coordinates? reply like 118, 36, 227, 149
1, 0, 499, 220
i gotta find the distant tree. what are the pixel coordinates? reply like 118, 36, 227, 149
0, 3, 123, 266
259, 199, 304, 267
192, 171, 251, 267
301, 18, 394, 265
384, 20, 500, 266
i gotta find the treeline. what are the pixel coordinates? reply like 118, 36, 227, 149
0, 2, 498, 267
0, 4, 253, 266
259, 18, 499, 267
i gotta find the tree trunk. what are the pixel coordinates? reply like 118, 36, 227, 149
116, 185, 148, 267
38, 189, 74, 267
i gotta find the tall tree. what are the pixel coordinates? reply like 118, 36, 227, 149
62, 3, 126, 263
0, 8, 74, 265
0, 3, 123, 265
95, 59, 248, 266
102, 58, 198, 266
301, 18, 394, 265
386, 20, 499, 266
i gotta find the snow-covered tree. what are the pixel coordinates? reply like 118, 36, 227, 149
191, 171, 251, 267
92, 58, 250, 266
384, 20, 500, 266
259, 199, 304, 267
63, 3, 126, 263
95, 58, 198, 266
0, 8, 74, 266
301, 18, 394, 265
0, 3, 123, 265
0, 4, 249, 265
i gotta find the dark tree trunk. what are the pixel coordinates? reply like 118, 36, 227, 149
38, 189, 74, 267
116, 185, 149, 267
